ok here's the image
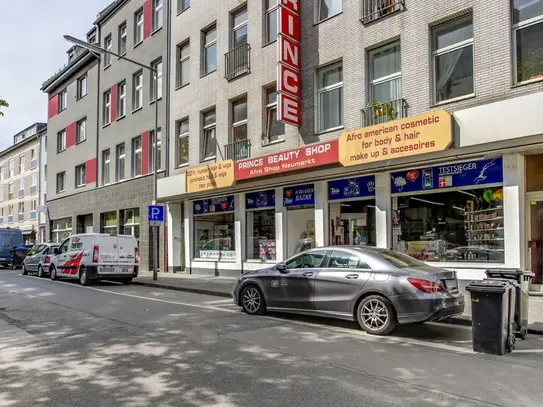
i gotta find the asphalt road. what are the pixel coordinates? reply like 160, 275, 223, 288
1, 269, 543, 407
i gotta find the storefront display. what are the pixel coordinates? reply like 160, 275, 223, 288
284, 184, 315, 256
193, 196, 236, 260
246, 190, 276, 261
391, 158, 504, 263
328, 175, 376, 246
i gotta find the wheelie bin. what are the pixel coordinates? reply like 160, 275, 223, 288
10, 245, 30, 270
485, 268, 534, 339
465, 279, 516, 355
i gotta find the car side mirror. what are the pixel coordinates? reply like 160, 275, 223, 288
53, 248, 60, 255
276, 262, 287, 273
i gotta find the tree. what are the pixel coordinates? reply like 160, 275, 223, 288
0, 99, 8, 116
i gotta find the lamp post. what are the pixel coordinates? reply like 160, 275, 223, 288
64, 35, 160, 281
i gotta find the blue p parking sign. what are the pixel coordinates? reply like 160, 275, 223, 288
148, 205, 164, 226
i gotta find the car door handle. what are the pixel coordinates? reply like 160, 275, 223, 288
345, 274, 359, 279
302, 272, 313, 277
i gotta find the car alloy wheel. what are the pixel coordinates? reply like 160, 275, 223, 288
241, 286, 265, 315
357, 295, 397, 336
22, 264, 28, 276
79, 268, 89, 286
50, 266, 58, 281
38, 265, 44, 278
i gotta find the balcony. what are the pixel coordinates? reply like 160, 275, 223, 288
361, 98, 407, 127
224, 43, 251, 81
361, 0, 404, 25
224, 139, 251, 161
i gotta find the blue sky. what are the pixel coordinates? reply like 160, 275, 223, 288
0, 0, 112, 149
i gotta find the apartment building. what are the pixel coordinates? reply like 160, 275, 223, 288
41, 0, 170, 270
156, 0, 543, 286
0, 123, 44, 243
38, 124, 47, 243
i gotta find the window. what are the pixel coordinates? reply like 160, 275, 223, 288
151, 58, 163, 100
132, 136, 142, 177
119, 22, 127, 55
195, 213, 236, 259
44, 165, 47, 181
30, 200, 37, 220
133, 71, 143, 110
362, 0, 404, 24
432, 17, 474, 103
318, 0, 342, 21
265, 0, 279, 44
329, 200, 376, 246
117, 81, 127, 117
18, 202, 24, 222
369, 42, 401, 104
77, 75, 87, 99
203, 26, 217, 74
513, 0, 543, 83
101, 211, 118, 234
328, 251, 368, 269
19, 154, 25, 174
176, 118, 189, 166
177, 41, 190, 88
0, 186, 2, 202
56, 172, 66, 193
76, 118, 86, 143
178, 0, 190, 13
8, 183, 13, 200
31, 173, 37, 194
44, 135, 47, 152
8, 205, 14, 223
153, 0, 163, 31
264, 86, 285, 144
231, 97, 248, 143
8, 159, 14, 178
123, 208, 140, 243
102, 149, 111, 185
104, 35, 112, 67
75, 164, 86, 187
52, 217, 72, 243
57, 130, 66, 152
135, 9, 144, 44
202, 109, 216, 160
149, 128, 162, 172
286, 251, 328, 269
317, 62, 344, 132
19, 178, 24, 197
0, 167, 3, 181
116, 143, 126, 181
232, 7, 248, 48
31, 149, 37, 168
246, 194, 276, 260
58, 89, 67, 112
103, 90, 112, 125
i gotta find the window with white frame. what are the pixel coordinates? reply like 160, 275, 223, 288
132, 136, 142, 177
0, 188, 3, 203
123, 208, 140, 243
177, 41, 190, 88
513, 0, 543, 83
57, 130, 66, 152
178, 0, 190, 13
31, 173, 37, 194
231, 97, 248, 143
44, 164, 47, 181
52, 217, 72, 243
202, 109, 216, 161
102, 149, 111, 186
119, 22, 127, 55
101, 211, 118, 234
232, 7, 248, 49
118, 81, 126, 117
76, 118, 86, 143
56, 172, 66, 193
19, 178, 24, 197
8, 159, 14, 178
8, 183, 13, 200
153, 0, 163, 31
317, 62, 344, 132
151, 58, 163, 100
264, 86, 285, 144
116, 143, 126, 181
0, 167, 4, 181
104, 35, 112, 67
31, 149, 37, 168
77, 74, 87, 99
103, 90, 112, 125
75, 164, 86, 188
369, 42, 402, 103
18, 202, 24, 222
203, 26, 217, 74
135, 9, 144, 44
149, 128, 162, 171
58, 89, 67, 112
265, 0, 279, 44
30, 200, 37, 219
133, 71, 143, 110
432, 16, 474, 103
318, 0, 342, 22
8, 205, 13, 223
19, 154, 25, 174
177, 118, 189, 166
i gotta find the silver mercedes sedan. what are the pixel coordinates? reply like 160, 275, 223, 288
233, 247, 465, 335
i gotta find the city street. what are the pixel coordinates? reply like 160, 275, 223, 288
1, 269, 543, 407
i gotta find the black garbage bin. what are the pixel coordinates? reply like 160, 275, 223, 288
486, 268, 534, 340
465, 279, 516, 355
10, 245, 30, 270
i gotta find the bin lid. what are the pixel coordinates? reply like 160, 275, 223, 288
486, 268, 535, 278
465, 279, 511, 294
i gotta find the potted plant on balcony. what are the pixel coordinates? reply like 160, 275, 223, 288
370, 100, 398, 123
517, 50, 543, 82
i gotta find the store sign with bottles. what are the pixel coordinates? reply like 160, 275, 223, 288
193, 196, 235, 215
246, 190, 275, 209
328, 175, 376, 200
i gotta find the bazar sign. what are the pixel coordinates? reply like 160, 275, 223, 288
339, 110, 453, 167
186, 160, 234, 193
235, 140, 339, 180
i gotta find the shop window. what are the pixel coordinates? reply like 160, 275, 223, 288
101, 211, 117, 234
194, 214, 236, 260
246, 190, 276, 261
329, 200, 377, 246
513, 0, 543, 83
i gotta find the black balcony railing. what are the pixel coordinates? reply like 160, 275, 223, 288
225, 43, 251, 81
361, 98, 407, 127
361, 0, 404, 24
224, 139, 251, 161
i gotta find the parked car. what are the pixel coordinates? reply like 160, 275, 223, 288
22, 243, 59, 277
233, 246, 465, 335
0, 228, 24, 268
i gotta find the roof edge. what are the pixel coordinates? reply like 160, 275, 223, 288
94, 0, 129, 25
41, 50, 97, 93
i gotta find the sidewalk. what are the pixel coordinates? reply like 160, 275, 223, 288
134, 272, 543, 334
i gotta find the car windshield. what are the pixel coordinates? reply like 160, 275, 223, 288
370, 249, 428, 268
0, 234, 22, 248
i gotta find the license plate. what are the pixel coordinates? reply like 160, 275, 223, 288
444, 279, 458, 291
101, 267, 114, 273
121, 268, 129, 273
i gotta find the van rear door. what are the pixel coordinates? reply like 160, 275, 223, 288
116, 235, 137, 273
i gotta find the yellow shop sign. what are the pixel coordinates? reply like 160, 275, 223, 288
339, 109, 453, 167
186, 160, 235, 193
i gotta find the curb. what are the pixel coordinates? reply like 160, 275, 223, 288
444, 316, 543, 336
133, 280, 233, 298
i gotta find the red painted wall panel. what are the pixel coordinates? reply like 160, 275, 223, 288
48, 95, 58, 119
141, 131, 149, 175
66, 122, 76, 148
111, 84, 117, 122
143, 0, 152, 39
85, 158, 97, 184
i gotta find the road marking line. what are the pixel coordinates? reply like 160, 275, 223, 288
12, 275, 474, 354
203, 299, 235, 305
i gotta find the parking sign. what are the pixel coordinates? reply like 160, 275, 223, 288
148, 205, 164, 226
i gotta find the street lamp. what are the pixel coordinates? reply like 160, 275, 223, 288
64, 35, 160, 281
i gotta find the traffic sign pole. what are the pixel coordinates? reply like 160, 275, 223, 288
148, 205, 164, 281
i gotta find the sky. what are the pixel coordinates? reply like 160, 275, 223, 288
0, 0, 113, 149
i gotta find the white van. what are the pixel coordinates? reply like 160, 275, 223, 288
49, 233, 139, 286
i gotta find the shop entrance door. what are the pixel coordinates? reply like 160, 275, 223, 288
528, 200, 543, 284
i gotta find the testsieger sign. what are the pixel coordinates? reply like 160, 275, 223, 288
277, 0, 301, 126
